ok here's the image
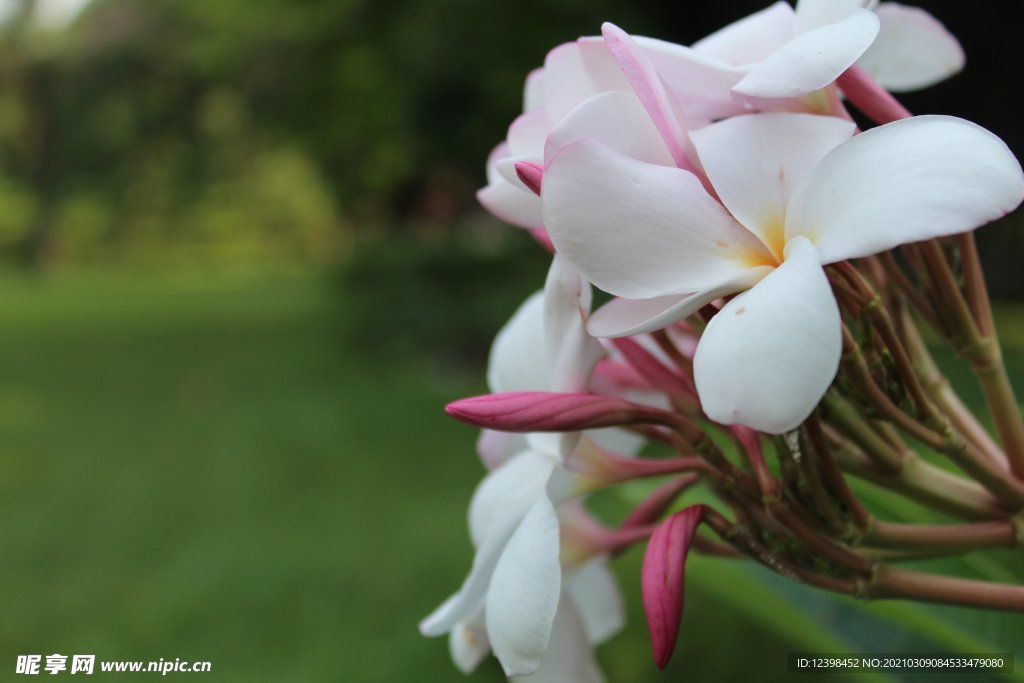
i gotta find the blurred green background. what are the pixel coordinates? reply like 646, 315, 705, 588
0, 0, 1021, 680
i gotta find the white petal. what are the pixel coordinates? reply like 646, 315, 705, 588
542, 41, 630, 124
487, 495, 562, 677
469, 449, 555, 549
523, 598, 605, 683
419, 452, 555, 637
586, 268, 771, 338
477, 430, 528, 471
544, 254, 603, 395
795, 0, 869, 33
786, 115, 1024, 264
693, 1, 796, 66
487, 292, 549, 394
525, 67, 546, 112
691, 112, 855, 258
734, 10, 880, 99
565, 557, 624, 645
507, 109, 550, 159
477, 180, 543, 230
449, 608, 491, 674
496, 155, 542, 193
694, 237, 841, 434
544, 91, 673, 168
857, 3, 965, 92
543, 138, 771, 299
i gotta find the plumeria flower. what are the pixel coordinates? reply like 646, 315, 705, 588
421, 256, 610, 676
617, 0, 962, 118
541, 110, 1024, 434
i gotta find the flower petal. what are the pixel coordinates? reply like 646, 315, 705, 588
857, 2, 965, 92
525, 598, 606, 683
694, 237, 841, 434
565, 557, 624, 645
487, 494, 562, 677
476, 429, 527, 471
449, 608, 491, 674
544, 254, 603, 394
544, 90, 673, 168
525, 67, 546, 112
507, 109, 550, 159
601, 23, 700, 174
586, 268, 771, 338
543, 138, 771, 299
795, 0, 870, 33
733, 9, 880, 99
479, 143, 543, 229
542, 40, 630, 123
693, 1, 796, 66
487, 291, 549, 394
786, 115, 1024, 264
691, 112, 855, 258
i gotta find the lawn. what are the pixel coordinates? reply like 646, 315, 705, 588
0, 271, 1020, 681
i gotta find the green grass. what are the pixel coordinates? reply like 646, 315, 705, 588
0, 271, 1020, 681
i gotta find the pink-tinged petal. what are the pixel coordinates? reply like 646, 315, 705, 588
531, 228, 555, 253
691, 112, 855, 259
515, 160, 544, 196
586, 269, 771, 338
543, 138, 772, 299
795, 0, 869, 33
858, 3, 964, 92
642, 505, 706, 669
523, 598, 605, 683
496, 155, 541, 193
565, 558, 624, 646
786, 116, 1024, 264
449, 609, 491, 674
477, 180, 543, 230
524, 67, 546, 112
733, 9, 880, 99
544, 90, 673, 168
601, 23, 701, 176
507, 109, 550, 158
694, 237, 841, 434
837, 64, 911, 124
487, 292, 549, 394
445, 392, 670, 433
542, 40, 630, 123
476, 429, 527, 471
487, 495, 562, 676
469, 449, 556, 549
693, 1, 796, 65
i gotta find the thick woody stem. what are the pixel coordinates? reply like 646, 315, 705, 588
863, 519, 1018, 553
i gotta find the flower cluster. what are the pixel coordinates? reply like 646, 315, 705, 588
422, 2, 1024, 680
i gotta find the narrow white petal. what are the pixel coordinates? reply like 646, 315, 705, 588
487, 292, 549, 394
544, 254, 604, 396
787, 115, 1024, 263
523, 598, 606, 683
734, 10, 880, 99
543, 138, 771, 299
795, 0, 869, 33
857, 3, 965, 92
449, 608, 491, 674
692, 112, 855, 258
694, 237, 841, 434
565, 557, 624, 645
693, 1, 796, 65
544, 91, 673, 168
586, 268, 771, 339
487, 495, 562, 677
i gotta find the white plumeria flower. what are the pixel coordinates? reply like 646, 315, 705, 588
450, 557, 623, 683
542, 110, 1024, 434
606, 0, 961, 123
421, 256, 608, 676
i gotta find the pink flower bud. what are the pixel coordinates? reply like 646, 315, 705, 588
445, 391, 671, 432
642, 505, 706, 669
611, 337, 696, 404
836, 65, 911, 125
514, 161, 544, 196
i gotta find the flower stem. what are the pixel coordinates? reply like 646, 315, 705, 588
863, 519, 1018, 553
870, 565, 1024, 613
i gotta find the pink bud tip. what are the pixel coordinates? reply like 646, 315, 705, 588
515, 161, 544, 196
642, 505, 706, 669
530, 228, 555, 253
444, 391, 651, 432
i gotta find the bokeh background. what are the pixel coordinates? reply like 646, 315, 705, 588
0, 0, 1021, 680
